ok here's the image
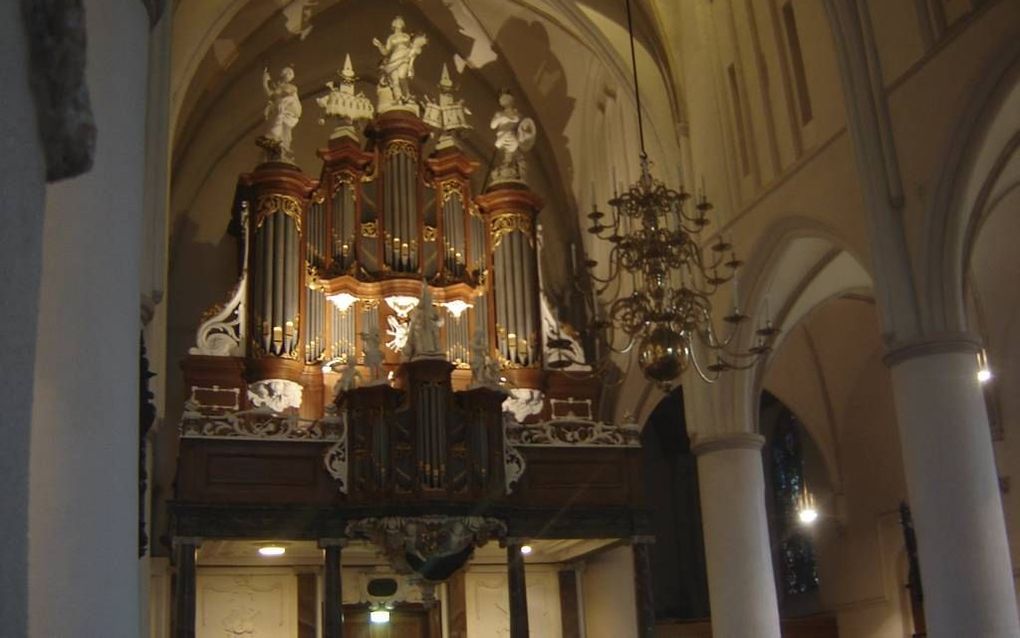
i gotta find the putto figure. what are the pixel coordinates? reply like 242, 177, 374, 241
373, 16, 428, 112
490, 90, 537, 184
258, 66, 302, 163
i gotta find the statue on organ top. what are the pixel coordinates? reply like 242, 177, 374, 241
258, 65, 302, 162
490, 90, 537, 184
373, 16, 428, 113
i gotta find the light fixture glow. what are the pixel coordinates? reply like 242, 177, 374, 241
520, 544, 533, 555
327, 292, 358, 313
795, 487, 818, 527
442, 299, 473, 319
977, 349, 993, 383
369, 610, 391, 624
258, 545, 286, 557
797, 507, 819, 525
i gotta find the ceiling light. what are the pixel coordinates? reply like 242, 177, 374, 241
978, 368, 993, 383
258, 545, 286, 557
520, 544, 533, 555
327, 292, 358, 313
369, 610, 391, 624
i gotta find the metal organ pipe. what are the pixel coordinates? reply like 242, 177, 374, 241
522, 234, 536, 365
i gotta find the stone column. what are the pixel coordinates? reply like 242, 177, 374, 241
506, 540, 530, 638
693, 433, 781, 638
632, 537, 656, 638
320, 539, 346, 638
173, 538, 200, 638
887, 341, 1020, 637
0, 2, 47, 635
27, 0, 149, 635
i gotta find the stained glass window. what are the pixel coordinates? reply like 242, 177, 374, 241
770, 411, 820, 595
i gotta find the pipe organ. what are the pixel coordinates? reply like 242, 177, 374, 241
175, 21, 647, 638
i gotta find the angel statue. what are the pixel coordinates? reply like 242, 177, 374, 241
403, 283, 444, 359
334, 357, 362, 396
257, 66, 302, 163
469, 329, 500, 388
360, 325, 386, 383
372, 16, 428, 112
490, 90, 537, 184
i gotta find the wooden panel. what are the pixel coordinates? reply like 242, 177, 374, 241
510, 448, 641, 507
177, 440, 338, 504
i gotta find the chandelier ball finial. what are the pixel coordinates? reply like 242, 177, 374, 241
637, 324, 688, 384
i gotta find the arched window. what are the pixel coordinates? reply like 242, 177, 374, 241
769, 409, 820, 596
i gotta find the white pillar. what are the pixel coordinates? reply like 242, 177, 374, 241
28, 0, 149, 635
887, 343, 1020, 638
693, 433, 781, 638
0, 3, 47, 635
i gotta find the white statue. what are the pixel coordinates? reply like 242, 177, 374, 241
258, 66, 302, 163
469, 329, 501, 388
403, 283, 444, 359
490, 90, 536, 184
373, 16, 428, 112
334, 357, 362, 396
423, 64, 471, 148
317, 54, 375, 139
361, 325, 386, 383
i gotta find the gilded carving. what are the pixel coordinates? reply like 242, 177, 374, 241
490, 211, 533, 248
439, 179, 464, 204
385, 139, 418, 160
255, 193, 304, 235
361, 221, 378, 238
423, 225, 437, 242
332, 170, 357, 190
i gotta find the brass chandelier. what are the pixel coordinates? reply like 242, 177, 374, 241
575, 0, 776, 386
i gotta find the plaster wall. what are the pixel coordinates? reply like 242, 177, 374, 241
582, 544, 638, 638
464, 564, 563, 637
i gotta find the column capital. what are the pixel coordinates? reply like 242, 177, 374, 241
883, 332, 982, 367
691, 432, 765, 457
318, 538, 348, 549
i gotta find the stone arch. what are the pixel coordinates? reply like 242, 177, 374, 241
919, 37, 1020, 335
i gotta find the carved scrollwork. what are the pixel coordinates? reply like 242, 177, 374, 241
423, 225, 437, 242
361, 221, 378, 238
503, 413, 526, 494
505, 419, 641, 448
180, 404, 342, 442
490, 211, 533, 248
255, 193, 304, 235
191, 204, 250, 357
323, 410, 349, 493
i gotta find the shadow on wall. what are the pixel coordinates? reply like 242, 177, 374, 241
151, 212, 242, 557
641, 387, 711, 621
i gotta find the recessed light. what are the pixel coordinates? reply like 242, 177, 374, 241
258, 545, 286, 557
520, 544, 533, 555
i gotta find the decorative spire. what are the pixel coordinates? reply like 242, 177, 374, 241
423, 62, 472, 150
316, 53, 374, 140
